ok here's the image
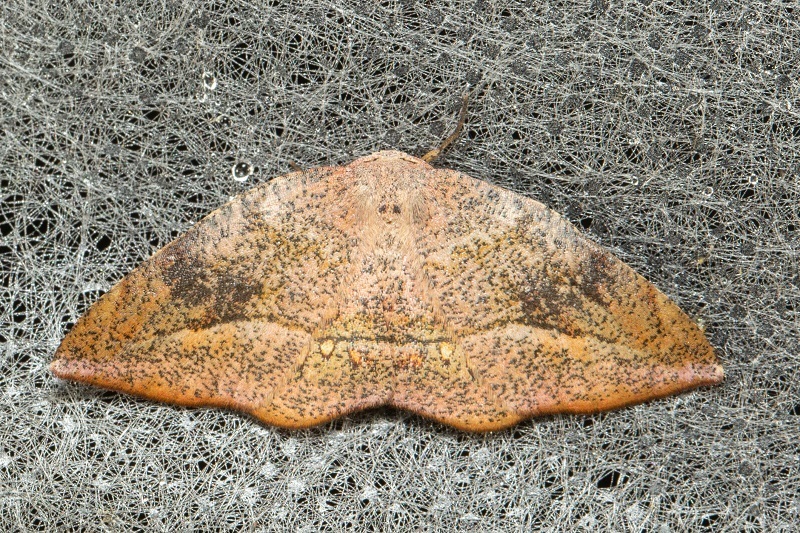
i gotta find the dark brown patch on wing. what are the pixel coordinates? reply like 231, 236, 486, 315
161, 234, 213, 308
580, 247, 617, 306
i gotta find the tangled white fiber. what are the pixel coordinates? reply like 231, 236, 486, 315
1, 1, 798, 531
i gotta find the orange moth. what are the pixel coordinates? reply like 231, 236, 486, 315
51, 150, 723, 431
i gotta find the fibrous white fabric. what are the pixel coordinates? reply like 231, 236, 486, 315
1, 1, 797, 530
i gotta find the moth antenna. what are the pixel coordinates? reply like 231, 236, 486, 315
421, 92, 470, 164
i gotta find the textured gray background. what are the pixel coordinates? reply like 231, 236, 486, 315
1, 0, 798, 531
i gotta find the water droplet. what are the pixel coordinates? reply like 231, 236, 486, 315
703, 186, 714, 196
203, 71, 217, 90
231, 161, 253, 182
130, 46, 146, 63
748, 175, 758, 185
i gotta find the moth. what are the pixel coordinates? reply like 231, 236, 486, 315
51, 149, 723, 431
